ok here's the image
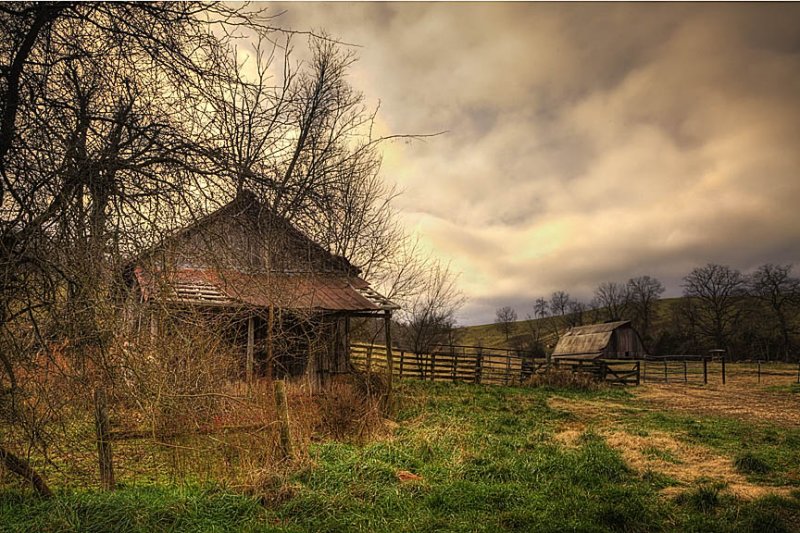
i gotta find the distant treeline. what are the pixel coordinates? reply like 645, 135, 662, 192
492, 263, 799, 362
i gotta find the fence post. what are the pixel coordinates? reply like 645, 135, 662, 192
399, 350, 405, 378
451, 345, 457, 383
635, 361, 640, 386
94, 388, 115, 491
721, 355, 726, 385
274, 380, 293, 461
384, 312, 394, 408
664, 360, 668, 383
796, 361, 799, 384
758, 360, 762, 384
703, 357, 708, 385
505, 354, 511, 386
475, 348, 483, 385
683, 360, 688, 384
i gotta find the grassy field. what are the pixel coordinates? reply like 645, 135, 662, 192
2, 380, 799, 532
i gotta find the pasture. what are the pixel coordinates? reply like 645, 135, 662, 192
2, 377, 799, 532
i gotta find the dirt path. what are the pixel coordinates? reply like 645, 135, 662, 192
635, 384, 800, 428
547, 396, 794, 499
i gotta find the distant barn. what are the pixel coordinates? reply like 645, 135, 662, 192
552, 321, 646, 360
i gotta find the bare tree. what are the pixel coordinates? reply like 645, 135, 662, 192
682, 263, 746, 354
593, 281, 630, 322
517, 298, 549, 358
549, 291, 570, 318
533, 298, 549, 320
749, 264, 799, 361
1, 2, 416, 495
627, 275, 665, 348
0, 1, 259, 496
565, 300, 587, 328
399, 260, 465, 357
206, 35, 426, 288
495, 306, 518, 340
548, 290, 571, 339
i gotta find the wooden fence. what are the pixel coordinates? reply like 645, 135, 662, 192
350, 343, 640, 387
637, 355, 800, 386
352, 344, 800, 388
641, 355, 712, 385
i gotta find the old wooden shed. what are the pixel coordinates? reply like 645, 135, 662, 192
552, 321, 646, 360
123, 190, 397, 387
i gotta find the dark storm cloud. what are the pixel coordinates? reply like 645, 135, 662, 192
270, 2, 800, 325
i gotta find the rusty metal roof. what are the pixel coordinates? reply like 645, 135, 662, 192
135, 267, 397, 312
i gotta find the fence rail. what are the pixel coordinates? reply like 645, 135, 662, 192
641, 356, 711, 385
632, 355, 799, 386
350, 343, 640, 387
351, 344, 800, 388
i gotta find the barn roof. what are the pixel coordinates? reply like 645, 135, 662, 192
552, 320, 632, 358
127, 191, 398, 313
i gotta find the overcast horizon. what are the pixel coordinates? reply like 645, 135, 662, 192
269, 2, 800, 326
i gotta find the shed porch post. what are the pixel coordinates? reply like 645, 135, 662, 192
267, 305, 274, 381
246, 315, 255, 383
344, 315, 351, 371
384, 310, 394, 405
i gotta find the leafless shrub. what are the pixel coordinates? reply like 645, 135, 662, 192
316, 378, 383, 441
523, 368, 602, 391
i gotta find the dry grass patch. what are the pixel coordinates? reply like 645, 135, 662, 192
603, 430, 792, 500
553, 422, 587, 448
547, 395, 795, 500
635, 383, 800, 428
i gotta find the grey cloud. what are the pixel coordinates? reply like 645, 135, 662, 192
272, 3, 800, 325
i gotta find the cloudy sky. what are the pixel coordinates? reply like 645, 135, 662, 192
270, 2, 800, 325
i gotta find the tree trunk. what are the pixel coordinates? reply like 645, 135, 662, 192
0, 446, 53, 498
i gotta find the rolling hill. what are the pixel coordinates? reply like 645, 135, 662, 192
455, 297, 685, 351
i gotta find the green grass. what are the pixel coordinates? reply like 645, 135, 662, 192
734, 452, 773, 475
0, 485, 270, 533
642, 446, 682, 464
2, 381, 799, 532
765, 383, 800, 394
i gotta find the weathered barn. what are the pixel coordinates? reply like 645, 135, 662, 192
123, 190, 397, 387
552, 321, 646, 360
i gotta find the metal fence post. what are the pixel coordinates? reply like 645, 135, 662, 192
703, 357, 708, 385
721, 355, 726, 385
